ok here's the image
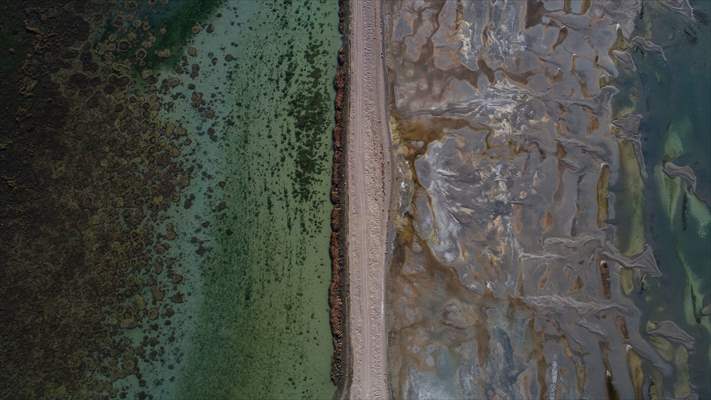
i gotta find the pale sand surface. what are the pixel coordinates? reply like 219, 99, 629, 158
346, 0, 390, 398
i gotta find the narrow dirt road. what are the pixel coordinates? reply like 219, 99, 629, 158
346, 0, 390, 398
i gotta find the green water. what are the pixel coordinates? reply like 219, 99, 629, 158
132, 1, 340, 398
615, 1, 711, 396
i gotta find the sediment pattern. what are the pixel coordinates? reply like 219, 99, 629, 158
384, 0, 698, 398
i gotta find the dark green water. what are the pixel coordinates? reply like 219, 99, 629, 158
615, 1, 711, 396
145, 1, 341, 398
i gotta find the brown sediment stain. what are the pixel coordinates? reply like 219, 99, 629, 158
503, 69, 535, 85
454, 0, 466, 34
454, 65, 483, 90
542, 211, 555, 232
563, 0, 572, 14
552, 142, 568, 206
627, 349, 644, 400
581, 0, 592, 14
600, 342, 621, 400
525, 0, 546, 28
589, 112, 600, 132
563, 0, 592, 15
560, 336, 584, 393
395, 116, 447, 145
391, 113, 478, 197
532, 322, 549, 400
328, 0, 350, 393
477, 57, 496, 84
576, 358, 588, 395
617, 140, 645, 256
553, 27, 569, 51
597, 164, 611, 227
475, 317, 491, 367
394, 212, 416, 248
481, 25, 491, 47
572, 275, 585, 291
512, 203, 524, 235
600, 260, 612, 298
556, 142, 568, 159
616, 315, 630, 340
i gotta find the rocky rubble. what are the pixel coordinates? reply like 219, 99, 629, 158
329, 0, 350, 392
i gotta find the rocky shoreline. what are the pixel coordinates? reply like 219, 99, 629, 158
328, 0, 351, 394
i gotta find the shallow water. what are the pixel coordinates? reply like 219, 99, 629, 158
0, 0, 340, 398
153, 1, 341, 398
617, 0, 711, 396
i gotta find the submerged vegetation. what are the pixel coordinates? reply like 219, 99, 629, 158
0, 0, 341, 398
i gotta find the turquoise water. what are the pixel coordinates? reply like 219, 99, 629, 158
615, 1, 711, 396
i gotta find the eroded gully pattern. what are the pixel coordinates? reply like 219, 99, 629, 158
384, 0, 699, 399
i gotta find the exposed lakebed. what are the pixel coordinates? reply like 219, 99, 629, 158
383, 0, 710, 398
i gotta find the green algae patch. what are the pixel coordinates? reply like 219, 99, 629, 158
655, 166, 683, 223
616, 141, 645, 256
596, 164, 610, 228
687, 193, 711, 239
662, 118, 690, 161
